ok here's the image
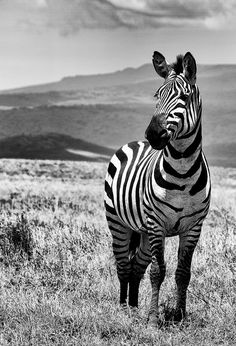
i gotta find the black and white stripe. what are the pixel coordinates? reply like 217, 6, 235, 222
104, 51, 211, 325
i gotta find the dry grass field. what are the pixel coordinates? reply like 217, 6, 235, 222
0, 159, 235, 345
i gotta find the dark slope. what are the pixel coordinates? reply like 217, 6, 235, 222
0, 134, 115, 161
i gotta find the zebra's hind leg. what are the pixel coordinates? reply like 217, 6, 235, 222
128, 232, 151, 307
174, 229, 201, 321
147, 229, 166, 328
107, 218, 133, 305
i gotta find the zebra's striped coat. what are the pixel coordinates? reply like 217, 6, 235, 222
105, 140, 210, 236
104, 51, 211, 325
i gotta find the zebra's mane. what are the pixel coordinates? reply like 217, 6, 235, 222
171, 55, 184, 75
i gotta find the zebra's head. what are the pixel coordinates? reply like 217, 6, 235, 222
145, 51, 201, 150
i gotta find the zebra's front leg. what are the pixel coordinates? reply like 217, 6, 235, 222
148, 229, 166, 328
174, 229, 201, 321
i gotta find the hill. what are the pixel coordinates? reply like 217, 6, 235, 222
0, 63, 235, 166
0, 133, 114, 161
1, 64, 154, 94
2, 63, 236, 95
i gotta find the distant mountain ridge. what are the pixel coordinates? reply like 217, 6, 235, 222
3, 63, 236, 94
2, 64, 154, 94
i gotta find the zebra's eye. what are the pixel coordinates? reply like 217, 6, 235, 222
180, 92, 189, 102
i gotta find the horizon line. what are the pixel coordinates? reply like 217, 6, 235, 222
1, 62, 236, 93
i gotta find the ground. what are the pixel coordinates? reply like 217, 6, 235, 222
0, 159, 235, 345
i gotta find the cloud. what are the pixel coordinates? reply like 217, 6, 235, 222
1, 0, 236, 35
46, 0, 236, 34
36, 0, 48, 8
14, 0, 48, 8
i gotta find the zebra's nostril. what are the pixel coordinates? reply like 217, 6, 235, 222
159, 129, 167, 138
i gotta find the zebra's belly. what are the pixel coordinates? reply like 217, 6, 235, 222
148, 189, 210, 236
108, 177, 210, 234
111, 191, 208, 235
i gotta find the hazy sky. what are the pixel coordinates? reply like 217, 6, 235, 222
0, 0, 236, 89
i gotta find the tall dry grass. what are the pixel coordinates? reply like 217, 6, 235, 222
0, 159, 235, 345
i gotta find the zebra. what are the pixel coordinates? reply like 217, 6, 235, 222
104, 51, 211, 326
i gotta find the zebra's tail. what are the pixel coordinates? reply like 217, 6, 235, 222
129, 231, 141, 261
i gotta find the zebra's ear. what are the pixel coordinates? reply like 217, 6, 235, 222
152, 51, 169, 79
183, 52, 197, 85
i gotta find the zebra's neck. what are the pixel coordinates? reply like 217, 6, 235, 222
161, 121, 202, 177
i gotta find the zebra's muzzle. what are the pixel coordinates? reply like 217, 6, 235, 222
145, 113, 171, 150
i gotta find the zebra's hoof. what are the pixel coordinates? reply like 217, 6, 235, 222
173, 309, 185, 322
128, 306, 139, 319
147, 315, 159, 329
120, 303, 128, 313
